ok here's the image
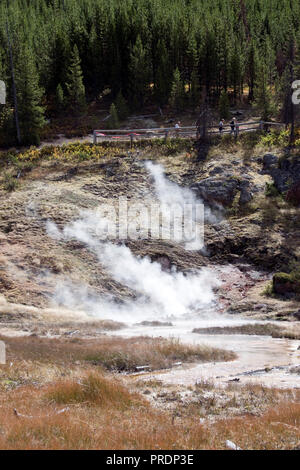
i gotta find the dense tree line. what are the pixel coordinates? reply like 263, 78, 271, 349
0, 0, 299, 145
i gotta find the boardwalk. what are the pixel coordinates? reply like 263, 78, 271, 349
93, 121, 284, 145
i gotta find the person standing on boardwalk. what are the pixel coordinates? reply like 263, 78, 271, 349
230, 117, 236, 135
219, 119, 225, 134
175, 121, 181, 137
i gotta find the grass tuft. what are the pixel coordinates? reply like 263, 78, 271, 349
46, 373, 138, 409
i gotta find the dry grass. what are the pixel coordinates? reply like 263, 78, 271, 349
0, 370, 298, 449
85, 337, 236, 371
0, 335, 298, 449
0, 335, 235, 373
46, 373, 140, 409
193, 323, 300, 340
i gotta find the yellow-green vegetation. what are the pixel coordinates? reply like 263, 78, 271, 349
2, 173, 19, 192
0, 128, 299, 174
0, 139, 194, 167
260, 129, 300, 148
15, 143, 122, 163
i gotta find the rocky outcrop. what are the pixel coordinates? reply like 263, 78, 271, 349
286, 181, 300, 206
262, 153, 300, 204
191, 176, 253, 207
191, 177, 239, 207
239, 180, 253, 205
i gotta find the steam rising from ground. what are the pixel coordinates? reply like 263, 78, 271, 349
46, 162, 221, 322
145, 162, 221, 224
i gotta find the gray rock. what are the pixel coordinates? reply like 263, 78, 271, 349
263, 153, 278, 169
239, 187, 253, 205
238, 180, 253, 205
209, 166, 224, 176
262, 154, 300, 196
191, 177, 240, 207
293, 310, 300, 320
268, 168, 291, 192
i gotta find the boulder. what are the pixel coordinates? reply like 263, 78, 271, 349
263, 153, 278, 170
286, 180, 300, 206
262, 154, 300, 201
293, 310, 300, 321
192, 176, 253, 207
268, 168, 291, 193
191, 177, 240, 207
239, 186, 253, 205
239, 179, 253, 205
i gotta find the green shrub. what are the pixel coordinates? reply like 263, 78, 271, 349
265, 182, 280, 198
273, 271, 300, 295
260, 129, 289, 148
2, 174, 19, 192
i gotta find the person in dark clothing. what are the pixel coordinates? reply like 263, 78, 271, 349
230, 117, 236, 135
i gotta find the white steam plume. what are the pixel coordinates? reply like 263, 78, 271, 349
145, 161, 222, 250
46, 217, 219, 322
46, 162, 222, 322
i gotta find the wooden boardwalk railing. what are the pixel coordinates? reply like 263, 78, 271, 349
93, 121, 284, 145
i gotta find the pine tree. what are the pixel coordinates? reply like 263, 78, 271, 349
254, 62, 276, 121
48, 31, 70, 94
55, 83, 65, 114
0, 53, 14, 145
0, 0, 298, 147
107, 103, 119, 129
280, 36, 298, 144
186, 35, 198, 91
190, 69, 201, 109
219, 90, 230, 119
15, 46, 45, 145
169, 68, 185, 111
154, 39, 171, 106
246, 41, 258, 102
65, 45, 86, 114
115, 91, 128, 121
128, 35, 150, 110
230, 44, 243, 104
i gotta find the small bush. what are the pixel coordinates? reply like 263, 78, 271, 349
46, 373, 136, 409
262, 282, 274, 297
273, 271, 300, 295
265, 182, 280, 198
2, 174, 18, 192
259, 129, 290, 148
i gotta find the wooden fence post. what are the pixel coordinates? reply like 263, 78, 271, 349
130, 133, 134, 148
164, 130, 169, 143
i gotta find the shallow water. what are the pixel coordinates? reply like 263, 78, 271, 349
115, 318, 300, 389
